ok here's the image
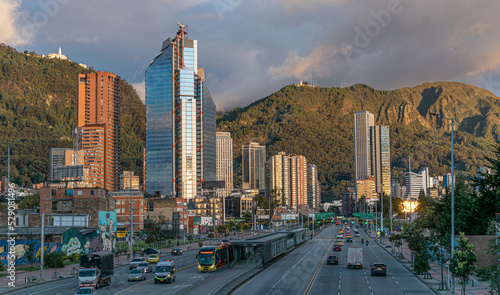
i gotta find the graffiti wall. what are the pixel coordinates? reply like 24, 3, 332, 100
0, 227, 100, 265
0, 239, 61, 266
98, 211, 117, 253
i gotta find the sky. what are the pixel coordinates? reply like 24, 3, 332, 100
1, 0, 500, 111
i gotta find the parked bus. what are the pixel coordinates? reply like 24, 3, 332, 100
197, 243, 234, 272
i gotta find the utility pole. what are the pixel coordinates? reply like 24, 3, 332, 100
40, 213, 45, 281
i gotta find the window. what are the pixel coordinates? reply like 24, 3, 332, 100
106, 213, 110, 218
77, 190, 82, 196
90, 190, 95, 195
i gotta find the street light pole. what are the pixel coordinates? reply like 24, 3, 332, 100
429, 112, 455, 294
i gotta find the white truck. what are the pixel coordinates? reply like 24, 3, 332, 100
347, 247, 363, 269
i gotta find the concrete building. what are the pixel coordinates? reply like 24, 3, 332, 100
76, 71, 121, 191
216, 132, 233, 198
242, 142, 266, 190
357, 177, 378, 202
289, 155, 308, 211
307, 164, 320, 211
342, 188, 356, 215
121, 171, 140, 190
145, 24, 216, 200
266, 152, 290, 206
225, 193, 253, 218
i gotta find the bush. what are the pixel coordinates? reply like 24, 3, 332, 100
198, 242, 203, 248
44, 251, 64, 268
68, 253, 81, 263
187, 235, 193, 242
475, 266, 493, 281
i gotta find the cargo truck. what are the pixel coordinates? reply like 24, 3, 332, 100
78, 251, 114, 289
347, 247, 363, 269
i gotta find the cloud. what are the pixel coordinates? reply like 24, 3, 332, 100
0, 0, 31, 46
131, 81, 145, 103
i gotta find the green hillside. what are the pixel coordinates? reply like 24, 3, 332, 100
217, 83, 497, 202
0, 44, 145, 186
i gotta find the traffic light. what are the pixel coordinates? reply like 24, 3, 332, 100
317, 221, 320, 224
331, 219, 333, 223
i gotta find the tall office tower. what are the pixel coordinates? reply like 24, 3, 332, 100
370, 125, 391, 196
145, 24, 216, 199
76, 71, 121, 191
307, 164, 319, 211
289, 155, 308, 210
266, 152, 290, 206
216, 132, 233, 197
404, 172, 424, 200
242, 142, 266, 190
353, 111, 375, 208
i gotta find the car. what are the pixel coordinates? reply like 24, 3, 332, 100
354, 232, 360, 237
137, 261, 153, 273
336, 234, 343, 239
130, 257, 146, 269
371, 263, 387, 276
75, 287, 97, 295
327, 255, 339, 265
128, 268, 147, 281
155, 260, 176, 284
144, 248, 160, 255
333, 244, 342, 251
336, 241, 344, 246
346, 237, 353, 243
148, 254, 160, 263
171, 248, 182, 256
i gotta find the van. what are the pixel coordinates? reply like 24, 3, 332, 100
154, 261, 176, 284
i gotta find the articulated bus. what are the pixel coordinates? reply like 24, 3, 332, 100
197, 243, 234, 272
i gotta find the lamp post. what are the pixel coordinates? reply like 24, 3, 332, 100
128, 167, 141, 258
429, 112, 455, 294
8, 139, 24, 186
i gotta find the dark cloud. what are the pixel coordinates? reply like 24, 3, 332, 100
7, 0, 500, 111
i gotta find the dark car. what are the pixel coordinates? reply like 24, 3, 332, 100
333, 244, 342, 251
371, 263, 387, 276
143, 248, 160, 255
346, 237, 353, 243
171, 248, 182, 255
327, 255, 338, 265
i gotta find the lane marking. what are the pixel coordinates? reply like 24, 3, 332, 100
28, 282, 74, 295
303, 239, 333, 294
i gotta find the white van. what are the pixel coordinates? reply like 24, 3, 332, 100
154, 260, 176, 284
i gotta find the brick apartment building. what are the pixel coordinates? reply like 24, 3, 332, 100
40, 187, 115, 227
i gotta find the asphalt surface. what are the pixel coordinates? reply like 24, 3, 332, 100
8, 251, 199, 295
233, 224, 435, 295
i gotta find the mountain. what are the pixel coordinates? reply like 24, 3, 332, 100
217, 82, 498, 201
0, 44, 145, 186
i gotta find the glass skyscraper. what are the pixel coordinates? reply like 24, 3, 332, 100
145, 24, 216, 199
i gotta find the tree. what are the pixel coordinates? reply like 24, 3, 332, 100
18, 192, 40, 209
450, 232, 477, 295
402, 222, 430, 274
486, 220, 500, 294
23, 231, 37, 267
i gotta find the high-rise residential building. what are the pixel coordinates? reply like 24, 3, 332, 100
49, 148, 87, 187
121, 171, 140, 190
370, 125, 391, 196
266, 152, 290, 206
353, 111, 375, 181
216, 132, 233, 197
289, 155, 308, 210
242, 142, 266, 190
76, 71, 121, 191
145, 24, 216, 199
307, 164, 320, 211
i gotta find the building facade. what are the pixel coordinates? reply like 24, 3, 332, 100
266, 152, 290, 206
145, 24, 216, 200
121, 171, 140, 190
216, 132, 233, 198
353, 111, 375, 181
370, 125, 391, 196
76, 71, 121, 191
110, 191, 146, 232
307, 164, 320, 211
242, 142, 266, 190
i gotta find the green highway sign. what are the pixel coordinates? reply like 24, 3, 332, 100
315, 212, 336, 220
353, 213, 375, 219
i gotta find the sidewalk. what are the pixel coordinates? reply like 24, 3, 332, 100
366, 229, 494, 295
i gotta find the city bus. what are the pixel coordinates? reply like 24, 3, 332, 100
197, 243, 234, 272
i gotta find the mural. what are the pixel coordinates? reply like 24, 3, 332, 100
98, 211, 117, 253
0, 227, 100, 265
0, 239, 61, 266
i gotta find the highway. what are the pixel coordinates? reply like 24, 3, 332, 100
232, 224, 434, 295
9, 250, 200, 295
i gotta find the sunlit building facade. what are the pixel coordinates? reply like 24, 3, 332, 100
370, 125, 391, 196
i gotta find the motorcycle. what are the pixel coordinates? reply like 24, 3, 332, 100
366, 240, 369, 246
361, 239, 364, 244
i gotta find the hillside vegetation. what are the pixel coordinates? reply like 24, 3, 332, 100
0, 44, 145, 186
217, 83, 498, 201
